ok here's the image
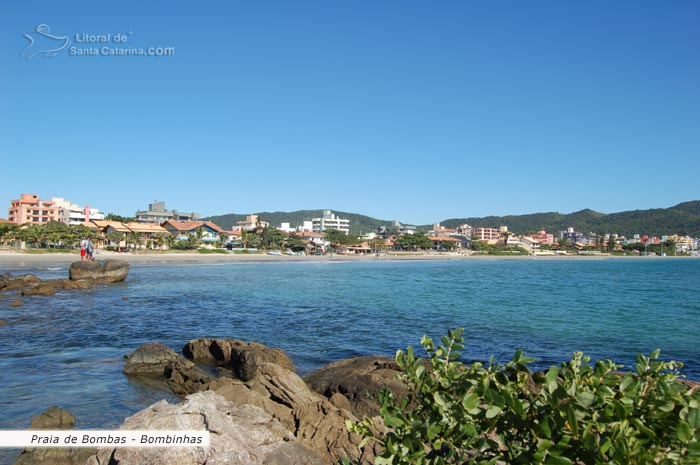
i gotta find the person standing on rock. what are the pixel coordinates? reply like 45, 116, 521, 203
86, 238, 95, 261
80, 237, 88, 260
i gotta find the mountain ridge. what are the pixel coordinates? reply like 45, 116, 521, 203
204, 201, 700, 237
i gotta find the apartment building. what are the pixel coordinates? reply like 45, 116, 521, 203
312, 210, 350, 234
52, 197, 105, 225
135, 201, 201, 223
473, 227, 503, 241
7, 194, 57, 224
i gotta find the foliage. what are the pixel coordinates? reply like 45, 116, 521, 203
105, 213, 136, 222
396, 233, 433, 250
197, 247, 227, 254
347, 328, 700, 465
204, 209, 394, 236
437, 201, 700, 238
325, 228, 360, 247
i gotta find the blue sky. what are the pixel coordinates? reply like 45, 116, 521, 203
1, 1, 698, 225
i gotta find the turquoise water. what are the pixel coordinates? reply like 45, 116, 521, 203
1, 258, 699, 462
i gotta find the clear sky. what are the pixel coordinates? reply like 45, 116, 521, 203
1, 1, 698, 225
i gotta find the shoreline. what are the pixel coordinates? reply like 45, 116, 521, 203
0, 249, 696, 267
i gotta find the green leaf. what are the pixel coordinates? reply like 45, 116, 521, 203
544, 455, 573, 465
676, 423, 691, 442
619, 375, 637, 392
687, 408, 700, 429
576, 391, 595, 409
545, 366, 559, 392
462, 392, 480, 410
485, 405, 501, 419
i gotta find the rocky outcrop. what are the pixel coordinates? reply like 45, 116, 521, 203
69, 259, 130, 282
0, 274, 41, 292
210, 359, 376, 463
13, 406, 95, 465
1, 262, 130, 299
87, 391, 326, 465
304, 355, 407, 418
123, 343, 214, 396
126, 340, 379, 464
183, 338, 295, 381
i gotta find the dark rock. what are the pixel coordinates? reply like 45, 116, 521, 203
123, 343, 183, 375
2, 274, 40, 292
183, 338, 295, 381
124, 343, 213, 396
304, 355, 407, 418
69, 259, 129, 282
9, 300, 23, 308
164, 359, 214, 396
21, 281, 58, 297
13, 406, 95, 465
0, 319, 7, 325
87, 391, 326, 465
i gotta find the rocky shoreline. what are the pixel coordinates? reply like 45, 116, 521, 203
15, 338, 400, 465
0, 259, 129, 305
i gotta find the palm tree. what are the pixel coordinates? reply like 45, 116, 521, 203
127, 231, 142, 251
219, 232, 229, 248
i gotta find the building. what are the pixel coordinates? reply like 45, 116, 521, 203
236, 215, 269, 231
7, 194, 57, 224
473, 227, 502, 242
519, 236, 541, 254
455, 224, 473, 238
161, 220, 225, 245
312, 210, 350, 234
52, 197, 105, 225
135, 201, 201, 223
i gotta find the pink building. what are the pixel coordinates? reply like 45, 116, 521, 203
473, 227, 502, 241
7, 194, 58, 224
524, 230, 555, 245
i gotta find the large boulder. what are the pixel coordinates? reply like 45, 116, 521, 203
123, 343, 183, 376
211, 361, 376, 464
87, 390, 326, 465
13, 406, 95, 465
183, 338, 295, 381
69, 259, 130, 282
305, 355, 407, 418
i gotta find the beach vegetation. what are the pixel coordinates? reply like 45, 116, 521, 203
347, 328, 700, 465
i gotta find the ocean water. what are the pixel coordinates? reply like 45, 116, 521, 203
1, 258, 699, 462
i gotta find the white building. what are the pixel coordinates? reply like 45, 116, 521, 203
52, 197, 105, 225
312, 210, 350, 234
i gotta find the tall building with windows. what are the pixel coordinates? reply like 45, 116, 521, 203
7, 194, 57, 224
312, 210, 350, 234
135, 201, 201, 223
52, 197, 105, 225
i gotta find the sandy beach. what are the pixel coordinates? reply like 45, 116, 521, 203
0, 249, 478, 266
1, 249, 692, 268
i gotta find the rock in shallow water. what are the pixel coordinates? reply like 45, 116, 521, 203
69, 259, 130, 282
13, 406, 95, 465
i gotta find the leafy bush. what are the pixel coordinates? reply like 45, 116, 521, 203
347, 328, 700, 464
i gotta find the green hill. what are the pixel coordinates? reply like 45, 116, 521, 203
436, 201, 700, 237
204, 201, 700, 238
204, 210, 394, 235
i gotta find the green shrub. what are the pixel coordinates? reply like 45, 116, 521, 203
346, 328, 700, 465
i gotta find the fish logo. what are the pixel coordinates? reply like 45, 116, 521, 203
22, 24, 70, 60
